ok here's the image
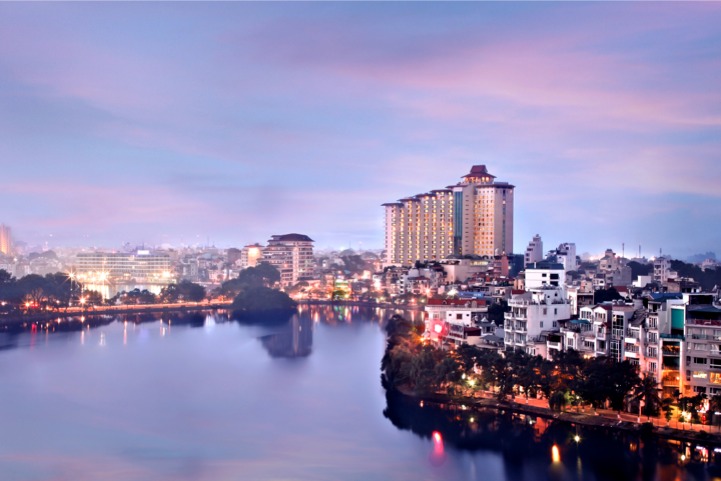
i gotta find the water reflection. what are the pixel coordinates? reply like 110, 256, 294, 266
382, 389, 721, 481
260, 316, 313, 358
2, 305, 719, 481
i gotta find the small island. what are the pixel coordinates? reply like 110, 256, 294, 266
224, 263, 297, 323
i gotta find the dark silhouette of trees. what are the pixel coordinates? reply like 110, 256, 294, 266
594, 287, 623, 304
160, 280, 206, 303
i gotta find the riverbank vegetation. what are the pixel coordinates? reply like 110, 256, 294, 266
0, 269, 208, 314
381, 315, 721, 425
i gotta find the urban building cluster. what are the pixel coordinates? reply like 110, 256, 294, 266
377, 165, 721, 404
2, 165, 720, 405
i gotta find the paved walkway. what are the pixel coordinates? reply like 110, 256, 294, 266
470, 390, 721, 437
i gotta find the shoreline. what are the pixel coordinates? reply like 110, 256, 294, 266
0, 301, 233, 329
0, 299, 419, 330
394, 387, 721, 446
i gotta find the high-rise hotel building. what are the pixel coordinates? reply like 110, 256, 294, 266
382, 165, 514, 266
0, 224, 12, 255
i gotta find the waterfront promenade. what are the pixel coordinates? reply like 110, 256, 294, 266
0, 300, 233, 328
430, 389, 721, 445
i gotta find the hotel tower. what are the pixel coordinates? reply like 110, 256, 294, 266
382, 165, 514, 266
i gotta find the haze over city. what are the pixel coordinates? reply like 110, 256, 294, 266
1, 2, 720, 257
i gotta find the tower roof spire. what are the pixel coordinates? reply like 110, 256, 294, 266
462, 165, 496, 184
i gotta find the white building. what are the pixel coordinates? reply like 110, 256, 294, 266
552, 242, 577, 272
425, 298, 490, 347
263, 234, 315, 287
504, 284, 571, 358
524, 262, 566, 289
524, 235, 543, 268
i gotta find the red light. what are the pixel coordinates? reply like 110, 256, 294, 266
432, 431, 442, 443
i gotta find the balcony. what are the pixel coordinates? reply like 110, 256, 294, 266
547, 341, 561, 350
624, 337, 639, 345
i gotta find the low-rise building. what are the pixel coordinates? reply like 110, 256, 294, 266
425, 297, 489, 347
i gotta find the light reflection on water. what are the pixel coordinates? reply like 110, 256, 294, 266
0, 306, 716, 481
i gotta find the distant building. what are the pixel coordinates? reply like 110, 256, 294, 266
550, 242, 577, 272
240, 244, 264, 269
73, 250, 175, 285
524, 235, 543, 267
653, 256, 677, 284
263, 234, 314, 287
383, 165, 514, 266
0, 224, 12, 255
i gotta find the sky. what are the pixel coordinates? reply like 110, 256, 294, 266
1, 2, 720, 258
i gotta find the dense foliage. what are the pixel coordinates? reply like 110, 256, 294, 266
593, 287, 623, 304
0, 270, 78, 308
671, 260, 721, 291
231, 286, 296, 313
159, 280, 206, 302
381, 316, 663, 415
216, 262, 281, 299
226, 263, 296, 321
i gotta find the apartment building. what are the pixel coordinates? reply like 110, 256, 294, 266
263, 234, 314, 287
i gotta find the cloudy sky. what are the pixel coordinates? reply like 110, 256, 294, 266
1, 2, 720, 257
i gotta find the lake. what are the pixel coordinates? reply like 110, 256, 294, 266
0, 305, 715, 481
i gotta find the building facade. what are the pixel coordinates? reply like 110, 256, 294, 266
240, 244, 264, 269
383, 165, 514, 266
0, 224, 11, 255
263, 234, 314, 287
74, 250, 174, 285
524, 235, 543, 267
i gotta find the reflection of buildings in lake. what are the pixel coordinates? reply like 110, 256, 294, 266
298, 304, 424, 327
260, 316, 313, 358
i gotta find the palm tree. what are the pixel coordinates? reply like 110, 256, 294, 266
635, 374, 662, 419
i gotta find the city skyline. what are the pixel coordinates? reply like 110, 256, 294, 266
2, 3, 720, 257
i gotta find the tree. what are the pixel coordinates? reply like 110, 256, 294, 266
0, 269, 13, 284
635, 375, 661, 418
607, 360, 641, 412
575, 357, 613, 410
231, 285, 296, 319
487, 300, 510, 324
594, 287, 622, 304
84, 290, 104, 306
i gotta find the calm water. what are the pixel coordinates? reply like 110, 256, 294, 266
0, 306, 716, 481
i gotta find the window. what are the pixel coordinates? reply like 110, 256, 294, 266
543, 308, 547, 315
553, 321, 558, 328
693, 357, 708, 365
540, 321, 544, 328
649, 362, 657, 373
456, 313, 463, 320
